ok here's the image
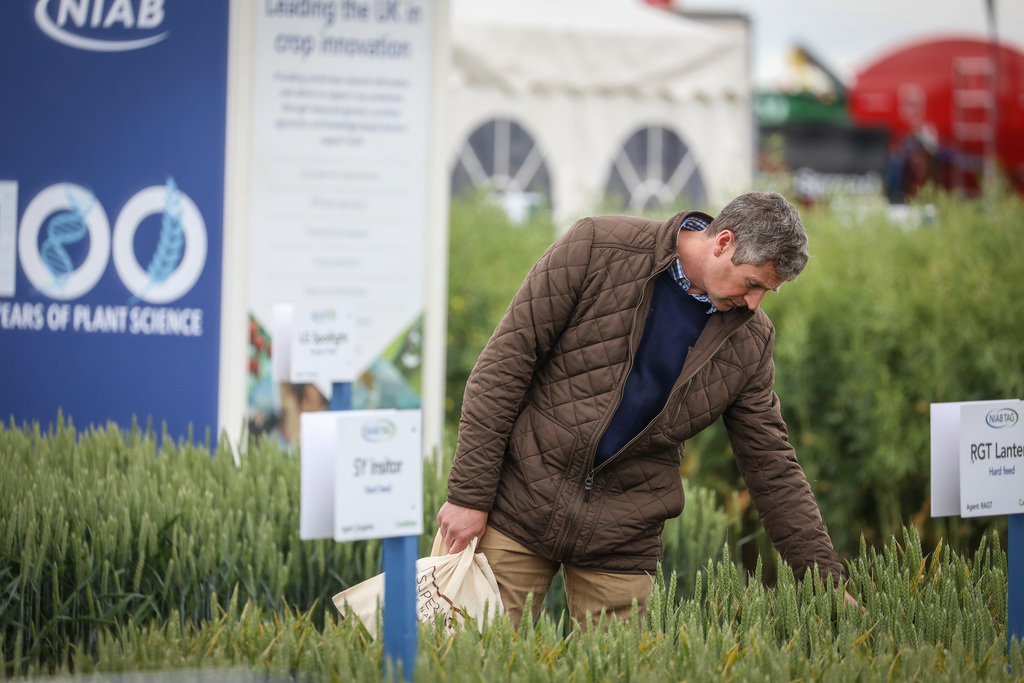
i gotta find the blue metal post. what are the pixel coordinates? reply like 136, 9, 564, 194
330, 381, 353, 411
1010, 513, 1023, 664
383, 535, 419, 681
333, 381, 417, 680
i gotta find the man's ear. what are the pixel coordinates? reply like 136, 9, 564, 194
712, 229, 734, 257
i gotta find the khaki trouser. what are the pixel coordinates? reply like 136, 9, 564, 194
477, 526, 654, 629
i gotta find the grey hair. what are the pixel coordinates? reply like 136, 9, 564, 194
707, 191, 809, 281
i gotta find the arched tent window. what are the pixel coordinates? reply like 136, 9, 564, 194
450, 118, 553, 223
605, 126, 706, 212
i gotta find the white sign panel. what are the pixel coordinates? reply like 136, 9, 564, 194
0, 181, 16, 297
931, 400, 1008, 517
292, 304, 355, 383
248, 1, 434, 374
336, 409, 423, 541
959, 400, 1024, 517
299, 409, 362, 540
271, 304, 294, 383
273, 303, 356, 384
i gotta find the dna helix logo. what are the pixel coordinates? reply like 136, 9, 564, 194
16, 179, 207, 303
40, 186, 95, 289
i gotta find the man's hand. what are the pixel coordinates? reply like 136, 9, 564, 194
436, 502, 488, 554
842, 589, 864, 612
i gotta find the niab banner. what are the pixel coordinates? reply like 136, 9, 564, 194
0, 1, 230, 440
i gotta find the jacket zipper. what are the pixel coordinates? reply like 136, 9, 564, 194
551, 267, 661, 560
583, 470, 595, 501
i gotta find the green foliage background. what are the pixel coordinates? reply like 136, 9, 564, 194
771, 192, 1024, 550
444, 196, 559, 422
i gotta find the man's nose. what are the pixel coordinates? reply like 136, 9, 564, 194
744, 289, 766, 310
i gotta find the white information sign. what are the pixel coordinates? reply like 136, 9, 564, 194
292, 303, 355, 383
299, 409, 423, 541
930, 400, 1008, 517
959, 400, 1024, 517
248, 1, 434, 374
335, 409, 423, 541
272, 303, 356, 384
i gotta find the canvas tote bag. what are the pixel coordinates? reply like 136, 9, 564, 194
332, 533, 504, 637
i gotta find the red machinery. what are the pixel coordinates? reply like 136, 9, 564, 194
849, 37, 1024, 197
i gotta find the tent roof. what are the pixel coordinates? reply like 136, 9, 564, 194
450, 0, 746, 99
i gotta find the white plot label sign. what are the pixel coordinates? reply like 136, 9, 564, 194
959, 401, 1024, 517
335, 409, 423, 541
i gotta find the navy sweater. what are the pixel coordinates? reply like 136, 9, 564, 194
594, 270, 710, 465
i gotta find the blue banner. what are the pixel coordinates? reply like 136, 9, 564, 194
0, 1, 229, 441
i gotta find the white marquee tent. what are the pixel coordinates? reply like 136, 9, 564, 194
447, 0, 753, 225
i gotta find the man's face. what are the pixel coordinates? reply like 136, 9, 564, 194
702, 231, 784, 312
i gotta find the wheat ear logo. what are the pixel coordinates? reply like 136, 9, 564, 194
112, 177, 207, 305
128, 177, 183, 305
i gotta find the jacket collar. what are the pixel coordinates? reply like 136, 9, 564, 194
655, 209, 715, 270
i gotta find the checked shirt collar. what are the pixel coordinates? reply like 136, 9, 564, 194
669, 215, 717, 314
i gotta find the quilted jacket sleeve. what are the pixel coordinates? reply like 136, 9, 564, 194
722, 322, 846, 583
446, 218, 595, 511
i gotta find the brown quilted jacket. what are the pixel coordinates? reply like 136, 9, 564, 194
448, 211, 844, 580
